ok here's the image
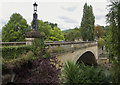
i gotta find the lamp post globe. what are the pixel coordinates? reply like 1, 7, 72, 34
33, 2, 38, 12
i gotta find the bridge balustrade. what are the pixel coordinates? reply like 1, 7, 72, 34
0, 41, 97, 48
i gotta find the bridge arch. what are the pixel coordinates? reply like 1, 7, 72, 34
76, 51, 97, 65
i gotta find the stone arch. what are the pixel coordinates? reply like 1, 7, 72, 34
76, 51, 97, 65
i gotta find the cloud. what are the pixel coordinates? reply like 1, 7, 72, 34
0, 19, 8, 29
0, 19, 7, 25
61, 6, 77, 12
59, 16, 78, 23
95, 15, 104, 20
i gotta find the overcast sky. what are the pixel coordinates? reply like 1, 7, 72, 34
0, 0, 110, 31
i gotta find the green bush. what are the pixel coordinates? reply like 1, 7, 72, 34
21, 51, 34, 62
98, 38, 105, 48
2, 46, 31, 59
61, 61, 80, 84
31, 38, 45, 56
111, 60, 120, 83
61, 61, 110, 84
42, 54, 47, 59
52, 46, 64, 53
46, 48, 52, 58
2, 51, 34, 70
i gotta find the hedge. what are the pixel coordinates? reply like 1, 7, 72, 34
1, 46, 31, 59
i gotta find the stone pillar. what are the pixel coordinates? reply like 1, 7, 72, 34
25, 38, 34, 45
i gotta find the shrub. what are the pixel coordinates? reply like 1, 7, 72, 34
98, 38, 105, 48
2, 51, 34, 69
61, 61, 110, 84
21, 51, 34, 62
79, 63, 109, 84
52, 46, 64, 53
61, 60, 80, 84
31, 38, 45, 56
2, 46, 31, 59
42, 54, 47, 59
46, 48, 52, 58
111, 60, 120, 83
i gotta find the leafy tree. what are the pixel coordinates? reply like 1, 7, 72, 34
44, 21, 57, 29
95, 25, 104, 38
105, 1, 120, 83
64, 27, 81, 41
31, 19, 64, 41
80, 3, 95, 41
103, 26, 112, 53
98, 37, 105, 48
2, 13, 31, 42
106, 0, 120, 60
50, 26, 65, 41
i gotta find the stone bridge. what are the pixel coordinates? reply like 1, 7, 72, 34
1, 41, 98, 65
45, 41, 98, 65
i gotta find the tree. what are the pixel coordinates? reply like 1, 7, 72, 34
98, 37, 105, 48
64, 27, 81, 41
31, 19, 65, 41
106, 0, 120, 60
95, 25, 103, 38
2, 13, 31, 42
80, 3, 95, 41
103, 26, 112, 53
106, 1, 120, 83
44, 21, 57, 29
50, 26, 65, 41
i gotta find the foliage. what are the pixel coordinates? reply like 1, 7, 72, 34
42, 54, 47, 59
61, 61, 110, 84
80, 3, 95, 41
31, 20, 65, 41
111, 60, 120, 83
2, 13, 31, 42
106, 0, 120, 60
95, 25, 104, 38
64, 27, 81, 41
98, 38, 105, 48
31, 38, 45, 56
52, 46, 64, 53
61, 60, 80, 84
46, 48, 52, 58
2, 50, 34, 69
2, 46, 31, 59
21, 51, 34, 62
44, 21, 57, 29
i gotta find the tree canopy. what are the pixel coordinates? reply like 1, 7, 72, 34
31, 20, 65, 41
106, 0, 120, 59
80, 3, 95, 41
95, 25, 104, 38
63, 27, 81, 41
2, 13, 31, 42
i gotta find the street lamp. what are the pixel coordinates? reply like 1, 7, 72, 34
33, 2, 38, 30
33, 2, 38, 12
26, 2, 44, 44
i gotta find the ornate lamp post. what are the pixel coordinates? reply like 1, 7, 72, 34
26, 2, 44, 45
33, 2, 38, 12
33, 2, 38, 30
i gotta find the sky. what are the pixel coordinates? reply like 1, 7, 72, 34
0, 0, 110, 31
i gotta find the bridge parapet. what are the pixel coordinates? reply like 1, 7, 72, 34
45, 41, 97, 50
0, 41, 98, 48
